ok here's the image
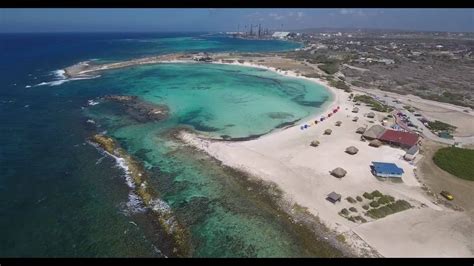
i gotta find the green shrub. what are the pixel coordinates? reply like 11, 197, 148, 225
349, 207, 358, 213
363, 192, 374, 200
371, 190, 383, 198
346, 197, 357, 204
356, 196, 363, 202
377, 195, 392, 205
319, 62, 340, 75
362, 205, 369, 210
340, 208, 349, 216
369, 201, 380, 208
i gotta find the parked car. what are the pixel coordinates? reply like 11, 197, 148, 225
440, 191, 453, 201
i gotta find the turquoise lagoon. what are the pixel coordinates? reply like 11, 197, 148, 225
0, 33, 340, 258
83, 62, 337, 257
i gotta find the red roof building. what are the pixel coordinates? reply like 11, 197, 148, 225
378, 129, 419, 149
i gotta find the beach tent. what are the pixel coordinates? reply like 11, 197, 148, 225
314, 120, 318, 124
300, 126, 304, 130
345, 146, 359, 155
310, 140, 320, 147
324, 129, 332, 135
330, 167, 347, 178
320, 117, 325, 122
328, 113, 332, 117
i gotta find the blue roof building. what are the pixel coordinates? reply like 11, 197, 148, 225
371, 162, 404, 178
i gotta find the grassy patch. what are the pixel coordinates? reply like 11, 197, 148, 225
427, 120, 457, 132
433, 147, 474, 181
353, 95, 393, 113
366, 200, 412, 219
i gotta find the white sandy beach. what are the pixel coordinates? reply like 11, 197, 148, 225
179, 61, 474, 257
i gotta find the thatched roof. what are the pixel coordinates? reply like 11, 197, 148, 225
324, 129, 332, 135
335, 121, 342, 126
363, 125, 386, 140
352, 107, 359, 113
345, 146, 359, 155
367, 112, 376, 118
369, 139, 383, 147
310, 140, 320, 147
331, 167, 347, 178
352, 116, 359, 122
356, 127, 366, 134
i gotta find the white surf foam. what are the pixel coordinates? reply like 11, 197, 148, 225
87, 99, 100, 106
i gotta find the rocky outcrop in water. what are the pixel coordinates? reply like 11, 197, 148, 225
102, 95, 169, 123
90, 134, 189, 257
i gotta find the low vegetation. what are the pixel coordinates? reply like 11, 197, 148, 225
363, 192, 374, 200
341, 190, 412, 223
433, 147, 474, 181
346, 197, 357, 204
329, 79, 352, 92
427, 120, 457, 132
366, 200, 412, 219
353, 94, 393, 113
319, 62, 340, 75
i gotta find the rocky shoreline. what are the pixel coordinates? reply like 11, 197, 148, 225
89, 134, 190, 257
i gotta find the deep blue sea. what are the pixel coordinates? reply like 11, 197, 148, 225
0, 32, 340, 257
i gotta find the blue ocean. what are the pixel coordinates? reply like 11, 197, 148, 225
0, 32, 340, 257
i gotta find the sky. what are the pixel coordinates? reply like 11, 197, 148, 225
0, 8, 473, 33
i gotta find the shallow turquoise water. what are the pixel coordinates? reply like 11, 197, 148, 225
93, 63, 331, 138
0, 33, 340, 257
83, 63, 338, 257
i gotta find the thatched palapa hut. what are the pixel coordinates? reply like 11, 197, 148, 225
369, 139, 383, 147
331, 167, 347, 178
352, 107, 359, 113
310, 140, 320, 147
324, 129, 332, 135
356, 127, 366, 134
363, 125, 386, 140
345, 146, 359, 155
367, 112, 376, 118
352, 116, 359, 122
335, 121, 342, 126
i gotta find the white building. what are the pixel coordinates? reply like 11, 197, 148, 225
272, 32, 291, 39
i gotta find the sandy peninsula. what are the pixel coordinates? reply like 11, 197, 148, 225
177, 60, 474, 257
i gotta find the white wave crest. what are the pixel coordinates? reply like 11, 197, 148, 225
88, 99, 100, 106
